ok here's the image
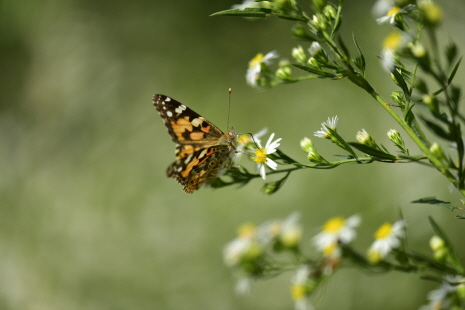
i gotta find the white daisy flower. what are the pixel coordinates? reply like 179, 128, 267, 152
290, 265, 314, 310
313, 215, 361, 258
223, 223, 260, 267
232, 0, 259, 10
252, 133, 282, 180
246, 50, 279, 87
314, 116, 339, 138
367, 220, 405, 263
308, 42, 322, 56
380, 31, 410, 71
419, 275, 464, 310
376, 4, 415, 24
236, 127, 268, 159
279, 212, 302, 248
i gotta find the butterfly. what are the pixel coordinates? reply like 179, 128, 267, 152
153, 94, 238, 193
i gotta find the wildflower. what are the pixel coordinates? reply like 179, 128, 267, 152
292, 46, 307, 65
278, 212, 302, 248
419, 275, 464, 310
356, 129, 380, 150
252, 133, 281, 180
223, 223, 262, 267
308, 42, 327, 65
380, 31, 410, 71
290, 265, 314, 310
387, 129, 408, 154
236, 127, 268, 160
313, 215, 361, 258
276, 60, 292, 80
314, 116, 339, 138
246, 50, 279, 87
308, 42, 322, 56
429, 235, 448, 262
231, 0, 260, 10
376, 4, 415, 25
430, 143, 446, 163
367, 220, 405, 263
418, 0, 443, 27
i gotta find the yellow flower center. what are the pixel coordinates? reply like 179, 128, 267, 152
249, 53, 264, 67
291, 284, 306, 301
383, 32, 402, 51
254, 148, 267, 164
387, 7, 400, 17
323, 217, 344, 233
375, 222, 393, 240
238, 223, 256, 238
323, 242, 338, 257
368, 249, 381, 264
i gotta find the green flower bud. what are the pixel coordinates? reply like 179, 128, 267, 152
292, 46, 307, 65
419, 1, 443, 27
423, 94, 439, 114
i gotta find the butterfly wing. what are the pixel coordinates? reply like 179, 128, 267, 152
153, 94, 237, 193
166, 144, 235, 193
153, 94, 225, 159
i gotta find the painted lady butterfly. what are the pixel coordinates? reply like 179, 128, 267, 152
153, 94, 238, 193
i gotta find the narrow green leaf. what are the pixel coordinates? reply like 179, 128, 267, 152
445, 42, 458, 66
391, 68, 410, 101
348, 142, 397, 160
448, 56, 462, 85
352, 34, 366, 76
272, 148, 300, 165
277, 12, 307, 21
412, 197, 457, 212
337, 35, 350, 63
292, 64, 338, 78
211, 8, 273, 18
421, 117, 453, 141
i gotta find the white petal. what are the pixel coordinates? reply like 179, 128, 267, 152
259, 164, 266, 180
263, 50, 279, 63
265, 133, 276, 148
265, 158, 277, 170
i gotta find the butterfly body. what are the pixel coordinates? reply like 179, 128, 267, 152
153, 94, 237, 193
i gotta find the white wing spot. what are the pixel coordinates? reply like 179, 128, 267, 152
166, 111, 173, 117
198, 148, 208, 159
175, 105, 187, 114
184, 154, 193, 164
191, 118, 203, 127
165, 97, 171, 102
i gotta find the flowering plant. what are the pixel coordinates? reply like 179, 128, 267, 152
210, 0, 465, 309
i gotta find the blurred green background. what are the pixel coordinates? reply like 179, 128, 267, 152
1, 0, 465, 309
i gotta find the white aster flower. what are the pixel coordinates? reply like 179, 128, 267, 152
253, 133, 281, 180
232, 0, 260, 10
308, 42, 322, 56
279, 212, 302, 248
313, 215, 361, 258
376, 4, 415, 24
419, 275, 464, 310
246, 50, 279, 87
223, 223, 260, 267
290, 265, 314, 310
367, 220, 405, 263
314, 116, 339, 138
236, 127, 268, 161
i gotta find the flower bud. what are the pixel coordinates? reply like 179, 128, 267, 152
292, 46, 307, 65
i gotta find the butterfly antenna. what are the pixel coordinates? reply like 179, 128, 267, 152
227, 88, 232, 129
